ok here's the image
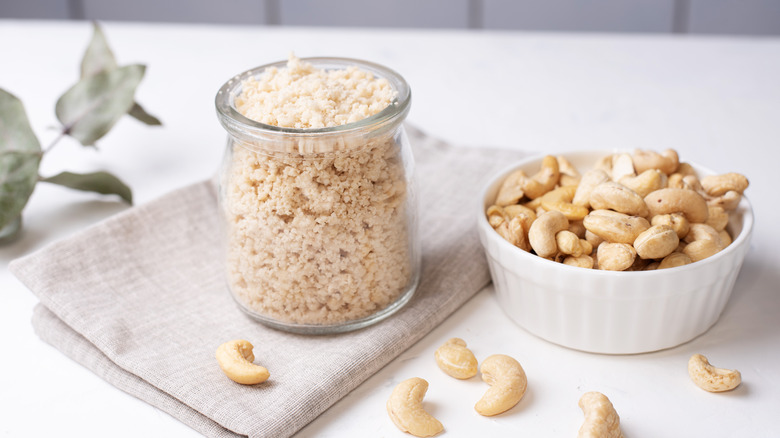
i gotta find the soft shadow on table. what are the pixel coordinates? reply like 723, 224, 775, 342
0, 200, 129, 265
644, 252, 780, 360
694, 254, 780, 349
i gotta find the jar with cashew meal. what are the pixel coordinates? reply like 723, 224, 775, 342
215, 55, 420, 334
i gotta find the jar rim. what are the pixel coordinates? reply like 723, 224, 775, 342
215, 57, 411, 138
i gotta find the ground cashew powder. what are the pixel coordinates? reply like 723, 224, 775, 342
225, 56, 412, 325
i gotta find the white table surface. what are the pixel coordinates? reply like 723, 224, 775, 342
1, 20, 779, 437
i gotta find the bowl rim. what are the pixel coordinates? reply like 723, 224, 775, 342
477, 149, 754, 278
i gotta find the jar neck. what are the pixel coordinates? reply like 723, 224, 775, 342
215, 57, 411, 156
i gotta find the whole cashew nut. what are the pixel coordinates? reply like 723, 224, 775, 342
387, 378, 444, 437
524, 155, 560, 199
486, 205, 506, 228
619, 169, 667, 198
556, 230, 584, 257
529, 210, 569, 258
577, 392, 624, 438
475, 354, 528, 416
610, 153, 635, 183
589, 181, 649, 217
583, 210, 650, 244
495, 169, 529, 207
688, 354, 742, 392
495, 217, 530, 252
651, 213, 690, 240
632, 148, 679, 175
700, 173, 749, 197
215, 340, 270, 385
564, 254, 594, 269
633, 224, 679, 259
682, 223, 725, 262
557, 155, 581, 187
658, 252, 692, 269
503, 204, 537, 232
541, 185, 589, 220
573, 169, 611, 208
434, 338, 478, 380
644, 188, 709, 223
597, 243, 637, 271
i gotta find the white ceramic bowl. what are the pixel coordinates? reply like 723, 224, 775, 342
477, 151, 753, 354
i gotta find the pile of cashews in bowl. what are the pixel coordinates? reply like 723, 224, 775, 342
485, 149, 748, 271
477, 149, 753, 354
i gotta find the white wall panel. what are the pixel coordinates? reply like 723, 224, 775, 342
0, 0, 70, 19
482, 0, 676, 32
80, 0, 268, 24
688, 0, 780, 35
278, 0, 470, 28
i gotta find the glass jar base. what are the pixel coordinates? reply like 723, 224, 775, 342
230, 272, 420, 335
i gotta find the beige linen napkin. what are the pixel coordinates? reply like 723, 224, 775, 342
10, 126, 529, 438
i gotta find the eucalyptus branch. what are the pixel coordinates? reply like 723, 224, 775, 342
0, 22, 161, 235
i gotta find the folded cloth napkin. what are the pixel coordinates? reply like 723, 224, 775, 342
11, 126, 529, 438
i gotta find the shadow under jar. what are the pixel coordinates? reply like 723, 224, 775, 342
215, 57, 419, 334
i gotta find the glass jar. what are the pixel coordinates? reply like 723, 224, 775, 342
215, 58, 419, 334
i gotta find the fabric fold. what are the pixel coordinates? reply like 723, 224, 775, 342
11, 127, 529, 438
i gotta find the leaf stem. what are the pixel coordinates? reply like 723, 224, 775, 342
42, 127, 69, 154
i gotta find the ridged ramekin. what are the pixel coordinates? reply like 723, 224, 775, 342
477, 151, 753, 354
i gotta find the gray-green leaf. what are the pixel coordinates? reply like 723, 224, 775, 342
56, 64, 146, 146
42, 171, 132, 204
128, 102, 162, 126
0, 88, 42, 229
80, 21, 117, 79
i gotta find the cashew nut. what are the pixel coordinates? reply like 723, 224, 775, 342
496, 217, 530, 252
215, 340, 270, 385
577, 392, 624, 438
633, 224, 679, 260
632, 148, 679, 175
589, 181, 649, 217
557, 155, 581, 187
688, 354, 741, 392
541, 185, 589, 220
619, 169, 667, 198
644, 188, 709, 223
503, 204, 537, 232
707, 190, 742, 211
719, 229, 732, 247
700, 172, 749, 197
597, 243, 637, 271
585, 230, 604, 248
573, 169, 610, 208
529, 210, 569, 258
569, 220, 587, 238
387, 378, 444, 437
583, 210, 650, 244
651, 213, 690, 239
434, 338, 478, 380
610, 153, 635, 183
494, 169, 528, 207
705, 205, 729, 232
658, 252, 692, 269
556, 230, 584, 257
564, 254, 594, 269
475, 354, 527, 417
682, 223, 725, 262
524, 155, 560, 199
486, 205, 506, 228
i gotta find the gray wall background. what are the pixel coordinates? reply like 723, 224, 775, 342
2, 0, 780, 35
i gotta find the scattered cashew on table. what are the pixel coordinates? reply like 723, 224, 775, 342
488, 149, 749, 271
215, 339, 270, 385
688, 354, 742, 392
387, 377, 444, 437
578, 391, 624, 438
